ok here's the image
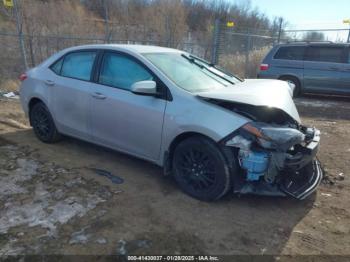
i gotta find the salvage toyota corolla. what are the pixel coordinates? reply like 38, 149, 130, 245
19, 44, 323, 201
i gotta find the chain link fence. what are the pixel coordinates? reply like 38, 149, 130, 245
0, 33, 22, 91
214, 26, 277, 78
1, 19, 349, 91
210, 20, 279, 78
211, 20, 350, 78
0, 31, 211, 90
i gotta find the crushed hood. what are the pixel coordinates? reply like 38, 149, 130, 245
197, 79, 301, 123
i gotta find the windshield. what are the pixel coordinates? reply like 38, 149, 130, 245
143, 52, 241, 92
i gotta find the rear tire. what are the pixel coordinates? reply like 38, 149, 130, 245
30, 102, 61, 143
172, 136, 231, 201
279, 76, 301, 98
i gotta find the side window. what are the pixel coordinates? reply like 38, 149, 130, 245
61, 51, 96, 81
50, 58, 63, 75
99, 52, 153, 90
274, 46, 305, 60
305, 47, 344, 63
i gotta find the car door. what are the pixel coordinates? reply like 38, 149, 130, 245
49, 50, 97, 140
271, 45, 305, 75
89, 51, 167, 161
303, 45, 346, 93
338, 47, 350, 95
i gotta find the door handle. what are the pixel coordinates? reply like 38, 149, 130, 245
91, 92, 106, 100
44, 80, 55, 86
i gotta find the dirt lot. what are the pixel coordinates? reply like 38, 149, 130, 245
0, 95, 349, 257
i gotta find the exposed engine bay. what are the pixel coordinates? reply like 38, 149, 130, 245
209, 99, 323, 200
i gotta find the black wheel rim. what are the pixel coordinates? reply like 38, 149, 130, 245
176, 147, 217, 192
32, 107, 51, 140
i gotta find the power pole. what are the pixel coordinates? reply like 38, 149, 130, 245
103, 0, 110, 43
343, 19, 350, 43
211, 18, 221, 65
277, 17, 283, 44
13, 0, 28, 70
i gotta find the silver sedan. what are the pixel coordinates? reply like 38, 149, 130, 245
19, 44, 322, 201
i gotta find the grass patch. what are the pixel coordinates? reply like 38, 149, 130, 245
219, 47, 271, 78
0, 79, 19, 92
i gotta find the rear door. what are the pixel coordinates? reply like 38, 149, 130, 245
89, 51, 167, 161
303, 45, 346, 93
260, 45, 305, 81
338, 47, 350, 95
272, 45, 305, 70
49, 50, 97, 139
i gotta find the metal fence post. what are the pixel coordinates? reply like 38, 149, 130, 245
103, 0, 110, 43
14, 0, 28, 70
211, 18, 221, 65
165, 16, 172, 47
244, 33, 251, 77
277, 17, 283, 43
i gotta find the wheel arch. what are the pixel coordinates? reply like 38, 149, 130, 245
163, 132, 212, 175
163, 131, 236, 177
278, 74, 302, 87
278, 74, 302, 96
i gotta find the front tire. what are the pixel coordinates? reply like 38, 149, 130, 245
30, 102, 61, 143
172, 136, 231, 201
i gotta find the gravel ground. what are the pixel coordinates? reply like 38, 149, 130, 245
0, 96, 349, 258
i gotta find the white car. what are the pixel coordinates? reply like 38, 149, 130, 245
19, 44, 322, 201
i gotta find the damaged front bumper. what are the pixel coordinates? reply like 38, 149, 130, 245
225, 123, 323, 200
281, 129, 322, 199
282, 159, 323, 200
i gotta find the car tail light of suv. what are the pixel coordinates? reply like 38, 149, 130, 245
260, 64, 269, 71
19, 73, 27, 81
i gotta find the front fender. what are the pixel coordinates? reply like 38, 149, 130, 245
158, 95, 249, 166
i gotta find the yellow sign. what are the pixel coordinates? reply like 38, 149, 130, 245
343, 19, 350, 24
226, 21, 235, 27
3, 0, 13, 7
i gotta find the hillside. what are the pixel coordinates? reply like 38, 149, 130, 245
0, 0, 282, 89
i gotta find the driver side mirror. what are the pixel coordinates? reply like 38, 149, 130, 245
131, 80, 159, 96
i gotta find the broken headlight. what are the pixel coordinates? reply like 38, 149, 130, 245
239, 122, 305, 151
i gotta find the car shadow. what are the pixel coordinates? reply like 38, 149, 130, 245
295, 94, 350, 120
302, 93, 350, 102
1, 128, 315, 255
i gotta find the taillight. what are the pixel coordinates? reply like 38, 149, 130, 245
19, 73, 27, 81
260, 64, 269, 71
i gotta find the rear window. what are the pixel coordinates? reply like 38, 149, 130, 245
274, 46, 305, 60
305, 46, 344, 63
50, 58, 63, 75
61, 51, 96, 81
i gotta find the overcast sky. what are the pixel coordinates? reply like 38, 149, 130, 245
248, 0, 350, 41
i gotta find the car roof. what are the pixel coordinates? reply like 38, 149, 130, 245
276, 42, 350, 48
62, 44, 182, 54
39, 44, 184, 68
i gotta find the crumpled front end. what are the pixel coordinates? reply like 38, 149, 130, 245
223, 122, 323, 200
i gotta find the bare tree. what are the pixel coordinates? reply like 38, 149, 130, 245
303, 31, 325, 41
